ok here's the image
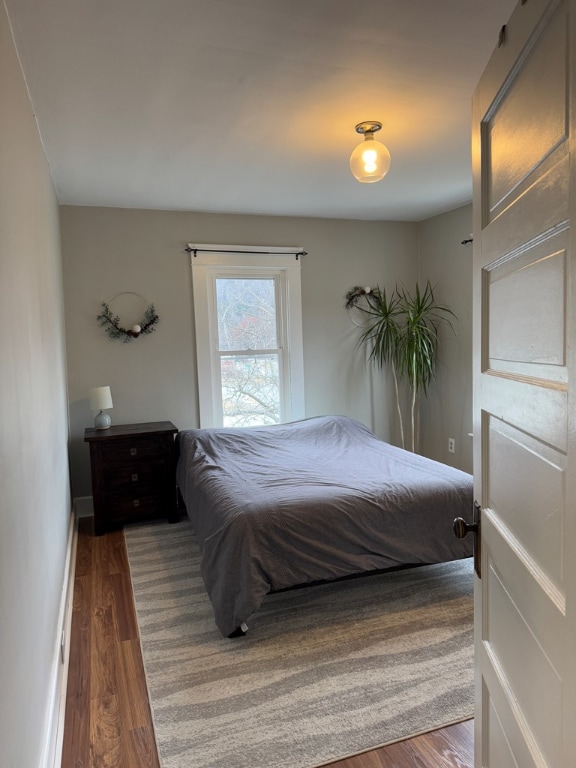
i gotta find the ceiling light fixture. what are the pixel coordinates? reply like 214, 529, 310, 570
350, 121, 391, 183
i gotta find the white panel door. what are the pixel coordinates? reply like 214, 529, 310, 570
472, 0, 576, 765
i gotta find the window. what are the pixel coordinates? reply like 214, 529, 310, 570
190, 244, 305, 428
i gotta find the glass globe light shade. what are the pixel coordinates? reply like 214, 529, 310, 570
350, 135, 391, 183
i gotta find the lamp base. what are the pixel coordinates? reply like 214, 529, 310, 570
94, 410, 112, 430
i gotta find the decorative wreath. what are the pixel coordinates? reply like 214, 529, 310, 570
97, 297, 159, 343
344, 285, 380, 309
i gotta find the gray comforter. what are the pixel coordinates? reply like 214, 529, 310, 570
176, 415, 473, 636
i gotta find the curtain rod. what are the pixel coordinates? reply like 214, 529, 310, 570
185, 245, 307, 260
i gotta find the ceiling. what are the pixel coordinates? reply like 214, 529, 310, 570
6, 0, 517, 221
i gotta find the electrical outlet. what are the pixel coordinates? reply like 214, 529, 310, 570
448, 437, 455, 454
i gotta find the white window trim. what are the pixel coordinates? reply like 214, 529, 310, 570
190, 244, 305, 428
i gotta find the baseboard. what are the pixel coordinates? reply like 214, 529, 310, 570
39, 512, 78, 768
74, 495, 94, 518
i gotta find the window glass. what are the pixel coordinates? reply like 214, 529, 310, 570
216, 278, 277, 351
220, 353, 280, 426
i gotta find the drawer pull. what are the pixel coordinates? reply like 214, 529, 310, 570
133, 499, 140, 508
130, 447, 138, 456
131, 473, 139, 482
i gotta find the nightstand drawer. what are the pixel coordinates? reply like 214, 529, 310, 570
103, 460, 166, 491
100, 436, 169, 465
104, 490, 166, 520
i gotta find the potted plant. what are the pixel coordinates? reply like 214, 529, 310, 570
345, 281, 455, 453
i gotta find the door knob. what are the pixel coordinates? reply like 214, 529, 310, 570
453, 517, 478, 539
453, 501, 481, 578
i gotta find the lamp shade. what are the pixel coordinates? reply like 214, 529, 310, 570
89, 386, 113, 429
350, 134, 391, 183
89, 386, 113, 411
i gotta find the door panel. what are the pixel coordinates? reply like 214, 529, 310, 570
485, 562, 562, 766
488, 3, 568, 216
473, 0, 576, 765
488, 244, 566, 366
484, 511, 565, 661
482, 151, 569, 264
487, 418, 565, 596
485, 697, 524, 768
481, 375, 567, 449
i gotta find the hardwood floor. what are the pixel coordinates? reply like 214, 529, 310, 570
62, 518, 160, 767
325, 722, 473, 767
61, 518, 474, 767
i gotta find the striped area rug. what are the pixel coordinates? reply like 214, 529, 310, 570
124, 519, 474, 768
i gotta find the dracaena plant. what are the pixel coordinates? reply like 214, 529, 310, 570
345, 281, 455, 453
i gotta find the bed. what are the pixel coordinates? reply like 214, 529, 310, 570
175, 415, 473, 637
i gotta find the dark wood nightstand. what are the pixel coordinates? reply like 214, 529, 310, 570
84, 421, 179, 535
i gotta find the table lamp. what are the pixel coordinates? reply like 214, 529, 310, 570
89, 386, 113, 429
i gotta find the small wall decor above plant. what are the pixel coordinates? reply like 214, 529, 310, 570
97, 292, 159, 343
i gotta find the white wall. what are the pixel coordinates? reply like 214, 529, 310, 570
0, 3, 71, 767
60, 206, 419, 497
418, 204, 473, 473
